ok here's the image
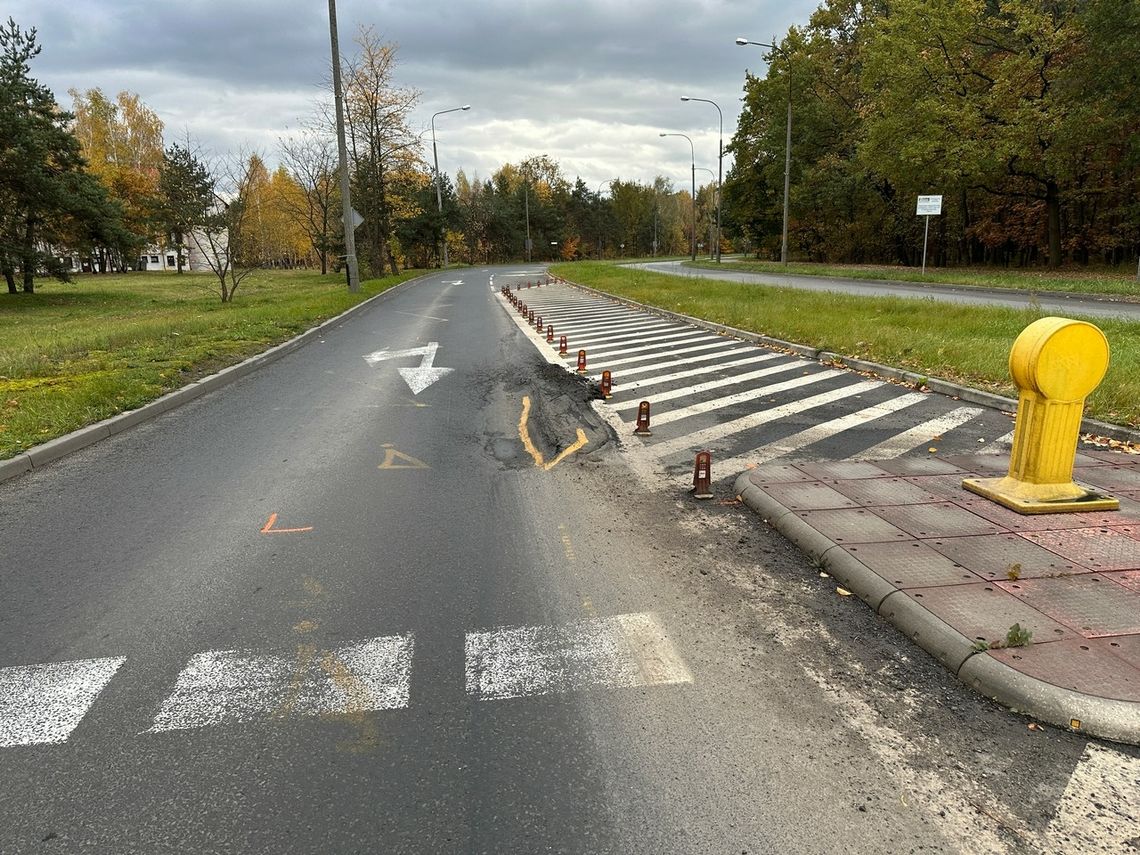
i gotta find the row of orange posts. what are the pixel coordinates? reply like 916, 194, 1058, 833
502, 279, 716, 499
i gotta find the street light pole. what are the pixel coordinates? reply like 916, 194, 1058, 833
327, 0, 358, 292
696, 167, 716, 258
737, 37, 792, 265
661, 132, 697, 261
681, 96, 723, 262
430, 104, 470, 269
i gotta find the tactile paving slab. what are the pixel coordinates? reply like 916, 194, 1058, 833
940, 453, 1010, 475
843, 541, 980, 588
1103, 634, 1140, 670
875, 457, 968, 476
996, 574, 1140, 637
948, 494, 1140, 532
901, 582, 1076, 646
792, 508, 912, 544
874, 502, 1004, 539
762, 481, 858, 511
1078, 465, 1140, 492
745, 463, 816, 486
902, 474, 973, 500
831, 478, 944, 508
987, 639, 1140, 702
797, 460, 894, 481
1020, 528, 1140, 571
927, 533, 1089, 580
1108, 570, 1140, 594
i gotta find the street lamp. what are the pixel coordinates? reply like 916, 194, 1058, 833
431, 104, 470, 268
681, 96, 723, 263
737, 37, 792, 265
660, 132, 697, 261
696, 166, 717, 258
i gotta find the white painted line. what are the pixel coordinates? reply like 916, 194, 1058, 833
851, 407, 983, 460
610, 351, 785, 393
646, 379, 883, 459
649, 369, 846, 428
613, 360, 809, 413
1044, 743, 1140, 854
570, 322, 689, 347
707, 392, 929, 476
149, 635, 414, 733
465, 612, 692, 702
599, 344, 764, 380
550, 319, 668, 340
0, 657, 125, 747
585, 331, 713, 360
593, 338, 749, 371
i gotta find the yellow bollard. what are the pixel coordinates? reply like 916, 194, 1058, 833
962, 317, 1118, 513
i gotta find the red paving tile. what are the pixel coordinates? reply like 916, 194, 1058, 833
987, 640, 1140, 702
873, 502, 1004, 538
926, 533, 1090, 580
995, 574, 1140, 637
901, 582, 1076, 646
843, 541, 981, 588
1020, 527, 1140, 572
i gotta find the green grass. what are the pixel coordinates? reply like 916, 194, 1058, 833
550, 261, 1140, 429
0, 269, 420, 458
691, 258, 1140, 299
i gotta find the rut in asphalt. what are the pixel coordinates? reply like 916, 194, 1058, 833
477, 357, 614, 471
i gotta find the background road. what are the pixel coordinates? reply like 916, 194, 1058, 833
1, 267, 1134, 853
633, 260, 1140, 321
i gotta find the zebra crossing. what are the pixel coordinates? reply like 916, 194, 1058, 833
500, 279, 1015, 485
0, 612, 690, 748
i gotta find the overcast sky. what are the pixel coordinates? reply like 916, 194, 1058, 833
10, 0, 817, 193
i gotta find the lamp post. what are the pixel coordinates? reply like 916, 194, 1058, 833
431, 104, 470, 268
660, 132, 697, 261
696, 166, 716, 258
737, 37, 791, 265
681, 96, 723, 262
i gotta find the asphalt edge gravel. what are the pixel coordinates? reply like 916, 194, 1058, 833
0, 273, 432, 485
554, 277, 1140, 445
734, 471, 1140, 745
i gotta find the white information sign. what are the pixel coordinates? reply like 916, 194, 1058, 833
916, 195, 943, 216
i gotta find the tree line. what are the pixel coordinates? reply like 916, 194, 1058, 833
1, 20, 712, 301
724, 0, 1139, 269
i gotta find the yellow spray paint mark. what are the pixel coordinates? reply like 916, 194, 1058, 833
378, 443, 431, 469
558, 524, 577, 562
294, 619, 319, 634
518, 396, 589, 471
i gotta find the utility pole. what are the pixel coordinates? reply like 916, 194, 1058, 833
328, 0, 359, 292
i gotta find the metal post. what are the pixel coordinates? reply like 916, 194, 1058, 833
690, 156, 697, 262
922, 215, 931, 275
781, 87, 791, 265
431, 120, 443, 268
525, 186, 531, 262
327, 0, 358, 292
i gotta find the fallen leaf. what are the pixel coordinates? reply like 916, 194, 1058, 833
1027, 723, 1044, 732
819, 572, 830, 578
928, 447, 938, 453
836, 587, 852, 596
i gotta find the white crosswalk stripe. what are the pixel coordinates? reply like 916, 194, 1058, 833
851, 407, 984, 460
505, 280, 1015, 478
149, 635, 414, 733
0, 657, 125, 747
465, 612, 692, 702
647, 380, 883, 460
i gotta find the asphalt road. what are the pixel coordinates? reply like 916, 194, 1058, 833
0, 266, 1133, 854
633, 260, 1140, 321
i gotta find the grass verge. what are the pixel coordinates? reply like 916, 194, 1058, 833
692, 259, 1140, 299
550, 261, 1140, 429
0, 269, 420, 458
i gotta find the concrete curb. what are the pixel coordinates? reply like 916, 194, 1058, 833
733, 471, 1140, 744
558, 277, 1140, 444
0, 273, 431, 485
958, 653, 1140, 745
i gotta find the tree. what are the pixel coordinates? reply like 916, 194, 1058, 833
339, 26, 422, 277
278, 127, 339, 273
190, 152, 262, 302
69, 87, 164, 270
157, 142, 213, 273
0, 18, 125, 293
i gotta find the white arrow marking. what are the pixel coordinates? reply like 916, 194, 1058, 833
445, 280, 464, 286
363, 342, 454, 395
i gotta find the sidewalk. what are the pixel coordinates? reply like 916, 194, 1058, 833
735, 450, 1140, 744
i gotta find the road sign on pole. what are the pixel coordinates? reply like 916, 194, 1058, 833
916, 195, 943, 275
